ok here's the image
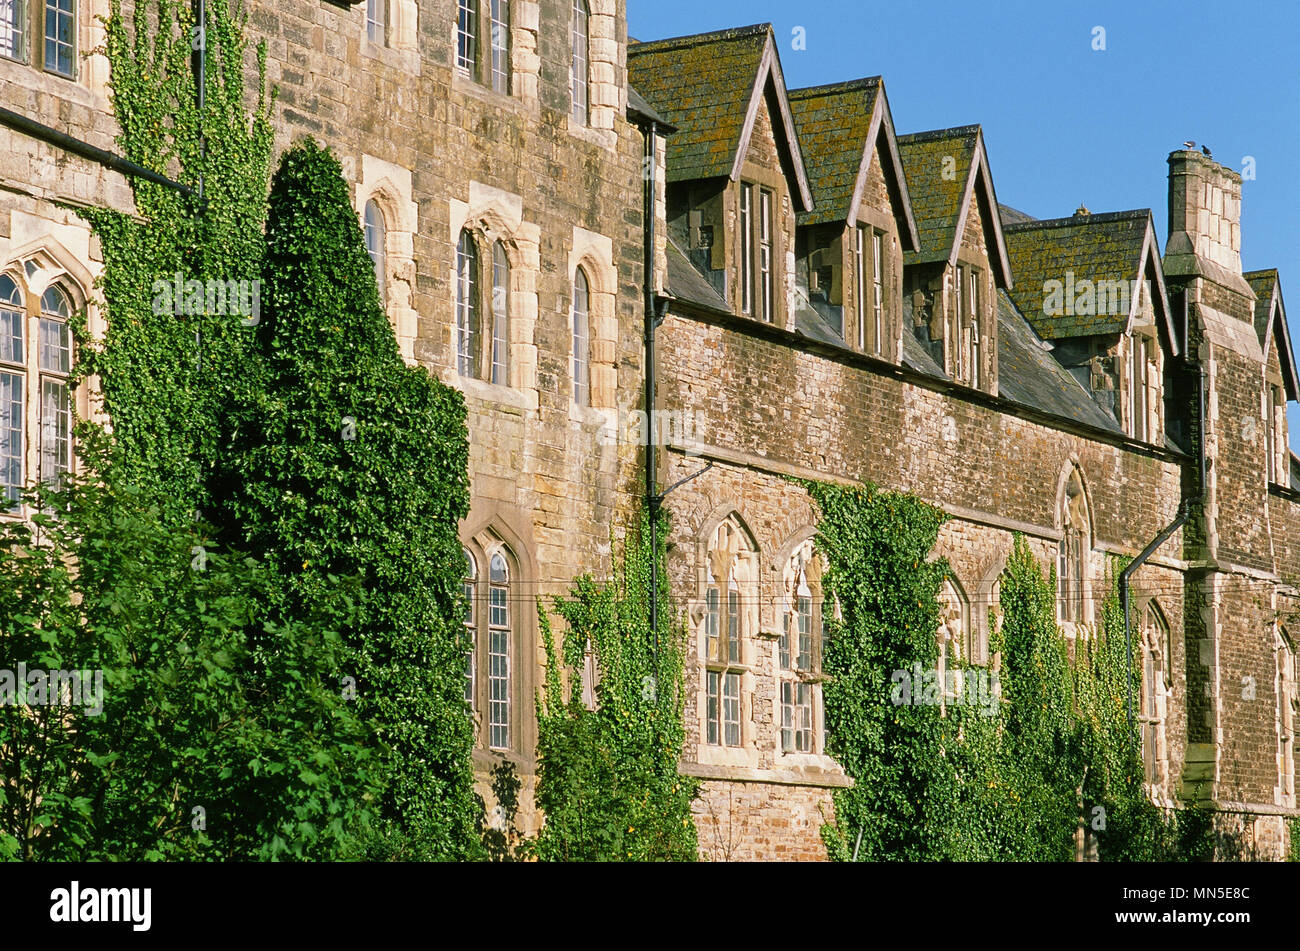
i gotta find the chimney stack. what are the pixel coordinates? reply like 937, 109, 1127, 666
1166, 149, 1242, 276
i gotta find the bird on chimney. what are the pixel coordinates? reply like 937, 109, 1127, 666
1202, 145, 1212, 158
1183, 140, 1195, 150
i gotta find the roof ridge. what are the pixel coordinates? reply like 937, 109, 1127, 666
788, 77, 882, 98
627, 23, 771, 55
1244, 268, 1280, 280
897, 124, 980, 143
1002, 209, 1152, 232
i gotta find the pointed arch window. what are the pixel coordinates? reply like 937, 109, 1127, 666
570, 0, 589, 126
1281, 627, 1297, 802
491, 242, 509, 385
0, 273, 78, 507
780, 540, 823, 754
1140, 602, 1170, 785
0, 275, 24, 505
487, 551, 511, 750
456, 231, 481, 378
364, 200, 387, 305
571, 267, 590, 406
702, 517, 755, 749
1057, 469, 1090, 625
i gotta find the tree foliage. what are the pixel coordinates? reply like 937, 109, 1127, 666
532, 512, 699, 861
214, 139, 479, 860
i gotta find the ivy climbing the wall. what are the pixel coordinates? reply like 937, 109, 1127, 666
532, 511, 699, 861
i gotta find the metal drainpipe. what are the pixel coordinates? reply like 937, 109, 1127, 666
643, 121, 660, 674
1121, 349, 1206, 736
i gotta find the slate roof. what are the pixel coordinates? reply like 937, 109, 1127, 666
999, 203, 1036, 226
897, 126, 979, 263
627, 84, 676, 132
787, 79, 880, 226
1245, 269, 1280, 346
995, 289, 1121, 433
627, 23, 812, 212
665, 236, 729, 314
1002, 210, 1154, 340
1245, 268, 1300, 399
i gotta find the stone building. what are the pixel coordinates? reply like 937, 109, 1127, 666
2, 2, 1297, 859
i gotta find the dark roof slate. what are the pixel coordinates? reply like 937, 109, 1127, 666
665, 236, 729, 313
787, 79, 880, 227
627, 25, 772, 184
1002, 210, 1152, 339
996, 289, 1122, 433
897, 126, 979, 263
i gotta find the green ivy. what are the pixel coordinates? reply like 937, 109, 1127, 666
532, 511, 699, 861
215, 139, 480, 860
808, 481, 1218, 861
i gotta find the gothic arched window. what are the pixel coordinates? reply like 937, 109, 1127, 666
1141, 602, 1170, 786
780, 539, 823, 754
571, 267, 590, 406
491, 241, 510, 385
702, 517, 756, 748
1057, 467, 1090, 625
364, 200, 387, 304
456, 230, 481, 378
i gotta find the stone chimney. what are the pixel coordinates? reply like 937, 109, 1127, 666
1165, 149, 1243, 278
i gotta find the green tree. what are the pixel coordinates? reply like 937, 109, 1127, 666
533, 512, 698, 861
215, 139, 480, 860
0, 434, 380, 860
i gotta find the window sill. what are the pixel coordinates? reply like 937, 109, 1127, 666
450, 373, 537, 412
450, 69, 527, 116
568, 401, 614, 429
681, 759, 851, 789
566, 119, 616, 151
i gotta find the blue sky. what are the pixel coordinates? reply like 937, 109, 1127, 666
629, 0, 1300, 446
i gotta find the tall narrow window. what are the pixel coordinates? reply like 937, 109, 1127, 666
489, 0, 510, 94
463, 550, 477, 707
759, 189, 773, 323
739, 184, 753, 315
854, 226, 866, 350
703, 518, 752, 750
1141, 604, 1170, 785
38, 286, 71, 487
571, 267, 590, 406
0, 275, 23, 506
872, 231, 884, 355
968, 268, 980, 388
455, 231, 480, 378
490, 242, 509, 385
953, 266, 963, 379
1058, 470, 1089, 624
364, 201, 386, 305
43, 0, 73, 77
365, 0, 386, 45
0, 0, 23, 61
781, 544, 820, 754
488, 552, 510, 750
456, 0, 477, 75
1129, 334, 1147, 441
570, 0, 589, 126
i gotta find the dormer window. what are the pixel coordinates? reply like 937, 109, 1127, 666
738, 181, 775, 322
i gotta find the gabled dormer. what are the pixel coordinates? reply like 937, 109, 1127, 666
628, 24, 813, 327
787, 78, 919, 360
897, 126, 1012, 395
1003, 209, 1179, 446
1245, 270, 1299, 486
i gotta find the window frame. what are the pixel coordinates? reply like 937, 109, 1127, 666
571, 266, 590, 406
462, 542, 522, 754
3, 0, 76, 77
779, 542, 823, 756
455, 230, 481, 379
701, 518, 753, 752
364, 200, 387, 305
0, 272, 78, 510
365, 0, 387, 46
570, 0, 589, 126
457, 0, 512, 94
